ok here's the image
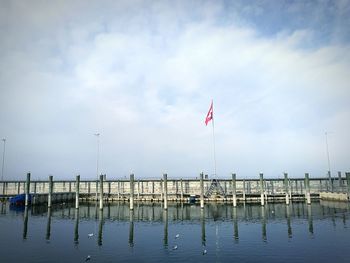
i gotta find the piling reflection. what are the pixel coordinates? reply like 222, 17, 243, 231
23, 206, 28, 239
233, 207, 238, 242
98, 209, 104, 246
261, 206, 267, 242
286, 205, 292, 238
46, 208, 52, 240
74, 208, 79, 244
307, 205, 313, 236
201, 209, 206, 246
13, 201, 350, 246
163, 210, 168, 248
129, 210, 134, 247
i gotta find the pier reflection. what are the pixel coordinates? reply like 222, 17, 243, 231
233, 207, 238, 242
129, 210, 134, 247
46, 208, 52, 240
307, 204, 313, 236
201, 209, 206, 246
23, 206, 28, 239
74, 208, 79, 245
13, 201, 350, 247
261, 206, 267, 242
286, 205, 292, 238
163, 210, 168, 248
98, 209, 104, 246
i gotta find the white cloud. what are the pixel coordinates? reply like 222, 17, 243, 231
0, 0, 349, 179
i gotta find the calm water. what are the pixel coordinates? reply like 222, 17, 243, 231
0, 201, 349, 263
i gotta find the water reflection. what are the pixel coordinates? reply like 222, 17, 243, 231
286, 205, 292, 238
129, 210, 134, 247
201, 209, 206, 246
74, 208, 79, 245
98, 209, 103, 246
233, 207, 238, 242
9, 201, 350, 247
261, 206, 267, 242
163, 210, 168, 248
23, 206, 28, 239
307, 205, 313, 236
46, 208, 52, 240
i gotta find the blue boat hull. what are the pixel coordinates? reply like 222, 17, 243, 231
9, 194, 31, 206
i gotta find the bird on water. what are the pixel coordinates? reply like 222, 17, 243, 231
85, 255, 91, 261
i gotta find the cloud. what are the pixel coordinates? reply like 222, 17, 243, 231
0, 0, 349, 179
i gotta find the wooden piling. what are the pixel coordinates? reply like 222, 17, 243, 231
25, 172, 30, 206
180, 179, 184, 201
48, 175, 53, 208
259, 173, 265, 206
305, 173, 311, 204
99, 174, 103, 210
284, 173, 290, 205
200, 173, 204, 209
338, 171, 342, 188
75, 175, 80, 209
130, 174, 134, 210
346, 172, 350, 196
163, 173, 168, 210
242, 179, 246, 201
232, 173, 237, 207
117, 180, 120, 200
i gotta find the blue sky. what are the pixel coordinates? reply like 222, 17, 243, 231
0, 0, 349, 180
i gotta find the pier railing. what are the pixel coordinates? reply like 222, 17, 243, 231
1, 172, 349, 207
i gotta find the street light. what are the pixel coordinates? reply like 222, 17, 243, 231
1, 138, 5, 181
94, 133, 100, 199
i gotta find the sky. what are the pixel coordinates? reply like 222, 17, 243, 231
0, 0, 349, 180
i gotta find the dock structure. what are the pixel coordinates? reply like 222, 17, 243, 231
0, 171, 350, 206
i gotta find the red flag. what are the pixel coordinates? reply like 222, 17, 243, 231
205, 101, 213, 126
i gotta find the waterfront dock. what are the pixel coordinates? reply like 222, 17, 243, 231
1, 172, 349, 207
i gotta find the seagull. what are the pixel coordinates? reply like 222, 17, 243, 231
85, 255, 91, 261
175, 234, 180, 239
88, 233, 94, 237
203, 249, 207, 255
173, 245, 178, 250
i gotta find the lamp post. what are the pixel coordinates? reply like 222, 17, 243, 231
94, 133, 100, 199
1, 138, 6, 181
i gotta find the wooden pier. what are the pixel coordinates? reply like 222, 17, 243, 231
0, 172, 349, 209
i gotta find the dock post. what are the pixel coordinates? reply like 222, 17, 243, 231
232, 173, 237, 207
338, 171, 342, 188
305, 173, 311, 204
75, 175, 80, 209
180, 179, 184, 201
259, 173, 265, 206
99, 174, 103, 210
25, 172, 31, 206
130, 174, 134, 210
346, 172, 350, 197
163, 173, 168, 210
200, 173, 204, 209
284, 173, 290, 205
242, 180, 246, 201
48, 175, 53, 208
160, 179, 163, 201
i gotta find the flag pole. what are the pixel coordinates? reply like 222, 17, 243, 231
211, 101, 217, 177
